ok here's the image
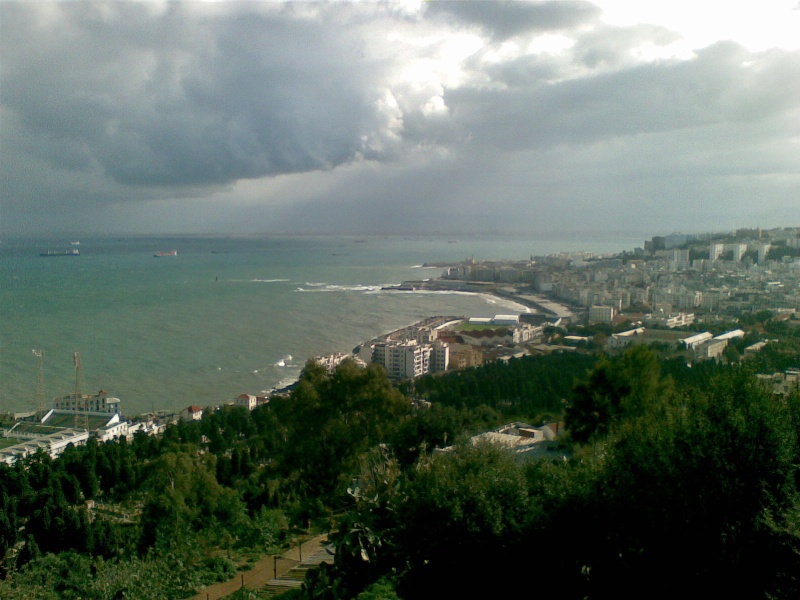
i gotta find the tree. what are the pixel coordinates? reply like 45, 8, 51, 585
565, 346, 672, 444
572, 367, 800, 598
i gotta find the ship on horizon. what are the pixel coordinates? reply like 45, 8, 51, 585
40, 248, 80, 257
153, 249, 178, 257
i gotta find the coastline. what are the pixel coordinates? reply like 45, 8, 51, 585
382, 279, 574, 318
4, 235, 594, 417
264, 285, 567, 401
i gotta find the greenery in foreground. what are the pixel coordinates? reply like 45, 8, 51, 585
1, 338, 799, 598
312, 350, 800, 599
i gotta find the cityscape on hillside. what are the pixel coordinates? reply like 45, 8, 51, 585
3, 226, 799, 465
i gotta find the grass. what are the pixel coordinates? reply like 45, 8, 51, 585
0, 437, 22, 450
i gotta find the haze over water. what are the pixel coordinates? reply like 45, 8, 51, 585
1, 234, 638, 416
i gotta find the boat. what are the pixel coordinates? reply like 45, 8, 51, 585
153, 250, 178, 257
40, 249, 80, 257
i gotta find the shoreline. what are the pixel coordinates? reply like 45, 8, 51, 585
382, 279, 574, 318
268, 285, 573, 396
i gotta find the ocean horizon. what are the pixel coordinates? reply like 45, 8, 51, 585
1, 233, 642, 416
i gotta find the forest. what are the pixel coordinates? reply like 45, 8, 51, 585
1, 339, 799, 598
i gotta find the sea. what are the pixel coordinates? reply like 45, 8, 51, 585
0, 233, 642, 416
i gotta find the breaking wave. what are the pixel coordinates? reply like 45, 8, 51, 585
296, 283, 390, 293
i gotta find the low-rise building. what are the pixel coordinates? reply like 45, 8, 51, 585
180, 405, 204, 421
436, 421, 568, 462
695, 338, 728, 360
681, 332, 714, 349
646, 312, 695, 328
608, 327, 646, 351
1, 429, 91, 465
54, 389, 121, 415
233, 393, 268, 410
1, 409, 128, 464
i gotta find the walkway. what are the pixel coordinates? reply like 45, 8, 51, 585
188, 534, 333, 600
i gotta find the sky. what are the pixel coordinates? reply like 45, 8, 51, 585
1, 1, 799, 237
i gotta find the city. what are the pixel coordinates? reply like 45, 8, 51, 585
4, 227, 799, 466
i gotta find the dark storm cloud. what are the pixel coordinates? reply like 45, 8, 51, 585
424, 0, 601, 40
1, 2, 402, 189
1, 1, 798, 236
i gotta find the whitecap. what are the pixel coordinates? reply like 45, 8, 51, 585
297, 283, 383, 293
250, 278, 290, 283
274, 354, 293, 367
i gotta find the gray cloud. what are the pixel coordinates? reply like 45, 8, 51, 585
450, 42, 800, 150
1, 1, 798, 236
424, 0, 602, 40
1, 3, 406, 189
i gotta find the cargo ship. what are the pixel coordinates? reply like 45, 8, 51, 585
153, 250, 178, 257
40, 249, 80, 257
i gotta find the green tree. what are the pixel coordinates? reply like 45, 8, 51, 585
565, 346, 671, 443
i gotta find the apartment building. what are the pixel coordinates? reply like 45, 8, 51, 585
589, 305, 616, 324
372, 339, 449, 379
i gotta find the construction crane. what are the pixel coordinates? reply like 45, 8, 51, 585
32, 349, 45, 416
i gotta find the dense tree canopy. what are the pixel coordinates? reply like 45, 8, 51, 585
3, 346, 800, 598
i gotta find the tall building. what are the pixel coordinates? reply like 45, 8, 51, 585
589, 305, 615, 324
725, 243, 747, 262
372, 339, 450, 379
757, 243, 771, 263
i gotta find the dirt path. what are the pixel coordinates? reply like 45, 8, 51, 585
187, 534, 330, 600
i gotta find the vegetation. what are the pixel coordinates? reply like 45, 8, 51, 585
413, 351, 597, 419
311, 351, 800, 599
2, 325, 800, 598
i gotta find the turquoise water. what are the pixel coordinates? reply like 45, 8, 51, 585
0, 233, 640, 415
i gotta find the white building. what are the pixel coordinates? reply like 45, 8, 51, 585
608, 327, 646, 351
235, 394, 258, 411
714, 329, 745, 341
726, 243, 748, 262
54, 390, 121, 415
681, 332, 714, 349
696, 338, 728, 360
589, 305, 616, 324
372, 339, 449, 379
1, 409, 128, 464
757, 243, 772, 263
492, 314, 520, 326
313, 352, 350, 372
436, 422, 567, 462
432, 341, 450, 373
646, 312, 695, 329
0, 429, 91, 465
180, 405, 204, 421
